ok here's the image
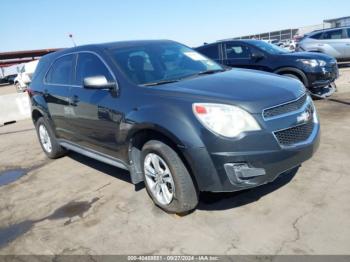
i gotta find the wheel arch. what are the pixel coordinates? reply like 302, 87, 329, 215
32, 109, 44, 123
127, 126, 199, 191
274, 67, 308, 86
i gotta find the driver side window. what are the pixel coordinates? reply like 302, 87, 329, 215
225, 43, 252, 59
75, 53, 113, 86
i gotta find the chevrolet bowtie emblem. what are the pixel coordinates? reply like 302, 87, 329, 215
297, 110, 312, 124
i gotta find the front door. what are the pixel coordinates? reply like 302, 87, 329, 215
320, 29, 347, 59
223, 42, 257, 69
68, 52, 123, 159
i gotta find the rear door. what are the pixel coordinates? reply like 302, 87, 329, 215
44, 54, 76, 140
68, 52, 123, 159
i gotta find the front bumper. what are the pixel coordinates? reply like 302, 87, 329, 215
305, 64, 339, 89
185, 125, 319, 192
183, 96, 320, 192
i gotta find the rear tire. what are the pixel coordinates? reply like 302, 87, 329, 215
141, 140, 198, 214
35, 117, 67, 159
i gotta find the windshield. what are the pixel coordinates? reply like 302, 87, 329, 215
108, 42, 223, 85
251, 41, 289, 54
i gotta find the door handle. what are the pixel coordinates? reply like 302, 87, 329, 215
70, 95, 79, 106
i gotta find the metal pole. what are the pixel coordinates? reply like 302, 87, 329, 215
69, 34, 77, 47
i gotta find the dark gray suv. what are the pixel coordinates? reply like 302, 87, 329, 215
29, 40, 320, 214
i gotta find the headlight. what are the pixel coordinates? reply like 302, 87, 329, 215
193, 103, 261, 138
299, 59, 327, 67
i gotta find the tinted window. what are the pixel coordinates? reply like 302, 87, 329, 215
75, 53, 113, 85
347, 28, 350, 38
225, 43, 252, 59
109, 42, 222, 85
249, 40, 289, 54
46, 55, 74, 85
310, 32, 323, 39
198, 45, 219, 59
322, 29, 343, 40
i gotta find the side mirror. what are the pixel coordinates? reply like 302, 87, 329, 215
251, 52, 264, 61
83, 75, 117, 90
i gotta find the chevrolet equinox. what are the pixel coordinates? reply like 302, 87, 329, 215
29, 40, 320, 213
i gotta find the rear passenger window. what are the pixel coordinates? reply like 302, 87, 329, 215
225, 43, 251, 59
46, 55, 74, 85
75, 53, 113, 85
198, 45, 219, 59
347, 29, 350, 39
322, 29, 343, 40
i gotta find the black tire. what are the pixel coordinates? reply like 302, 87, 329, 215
141, 140, 198, 214
35, 117, 67, 159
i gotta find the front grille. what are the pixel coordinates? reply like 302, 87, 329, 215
274, 120, 314, 146
263, 94, 307, 119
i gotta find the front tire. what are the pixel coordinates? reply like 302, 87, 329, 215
35, 117, 67, 159
141, 140, 198, 214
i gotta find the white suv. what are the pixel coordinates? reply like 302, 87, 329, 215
14, 60, 39, 92
297, 27, 350, 61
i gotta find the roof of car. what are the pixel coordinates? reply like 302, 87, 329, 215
308, 26, 350, 35
197, 39, 264, 48
42, 40, 177, 60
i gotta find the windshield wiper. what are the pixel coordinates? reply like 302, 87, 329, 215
196, 69, 226, 75
143, 79, 180, 86
143, 69, 226, 86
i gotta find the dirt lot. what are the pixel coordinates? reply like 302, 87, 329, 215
0, 84, 16, 96
0, 90, 349, 255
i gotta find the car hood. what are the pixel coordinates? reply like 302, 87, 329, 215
279, 51, 335, 62
156, 69, 305, 114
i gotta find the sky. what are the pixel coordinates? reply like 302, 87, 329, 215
0, 0, 350, 52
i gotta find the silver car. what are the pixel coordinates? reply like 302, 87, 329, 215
297, 27, 350, 61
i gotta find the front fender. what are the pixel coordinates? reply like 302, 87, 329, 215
125, 103, 220, 190
125, 103, 205, 149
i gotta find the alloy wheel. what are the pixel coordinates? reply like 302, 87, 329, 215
39, 124, 52, 153
144, 153, 175, 205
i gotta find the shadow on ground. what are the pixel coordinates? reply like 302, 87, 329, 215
67, 152, 145, 191
197, 168, 298, 211
68, 151, 298, 211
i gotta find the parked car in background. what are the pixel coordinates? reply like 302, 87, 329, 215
5, 74, 17, 84
297, 27, 350, 61
29, 40, 320, 213
196, 40, 338, 98
14, 60, 39, 92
